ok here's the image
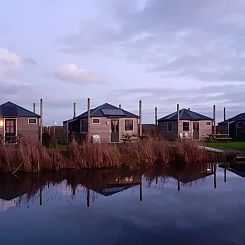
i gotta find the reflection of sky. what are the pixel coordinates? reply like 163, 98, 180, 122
0, 167, 245, 244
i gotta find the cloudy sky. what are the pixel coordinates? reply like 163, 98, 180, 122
0, 0, 244, 125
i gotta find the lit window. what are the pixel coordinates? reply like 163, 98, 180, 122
92, 118, 100, 124
167, 122, 173, 132
125, 119, 133, 131
28, 118, 37, 124
183, 122, 189, 131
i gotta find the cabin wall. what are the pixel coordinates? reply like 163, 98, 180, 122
158, 121, 178, 140
88, 117, 111, 143
88, 117, 138, 143
159, 120, 213, 140
119, 118, 138, 140
17, 117, 40, 141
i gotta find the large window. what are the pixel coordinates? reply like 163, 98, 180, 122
125, 119, 133, 131
167, 122, 173, 132
183, 122, 189, 131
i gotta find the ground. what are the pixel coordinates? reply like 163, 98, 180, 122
205, 141, 245, 151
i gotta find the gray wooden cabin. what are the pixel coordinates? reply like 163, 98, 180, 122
0, 101, 40, 143
63, 103, 139, 143
158, 108, 213, 140
218, 112, 245, 140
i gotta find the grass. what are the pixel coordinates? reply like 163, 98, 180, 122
205, 141, 245, 151
0, 138, 220, 173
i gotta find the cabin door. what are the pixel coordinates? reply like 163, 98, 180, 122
4, 119, 17, 143
111, 120, 119, 142
193, 122, 199, 140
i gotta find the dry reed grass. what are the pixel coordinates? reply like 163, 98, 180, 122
0, 138, 217, 173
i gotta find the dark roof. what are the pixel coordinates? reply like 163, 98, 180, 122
0, 102, 40, 117
219, 112, 245, 125
64, 103, 138, 122
158, 108, 213, 122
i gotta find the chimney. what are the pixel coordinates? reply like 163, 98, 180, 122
139, 100, 142, 137
119, 104, 121, 109
73, 102, 76, 118
33, 102, 36, 113
213, 105, 216, 134
224, 107, 226, 121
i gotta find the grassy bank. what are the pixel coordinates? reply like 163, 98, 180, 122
0, 138, 218, 173
205, 141, 245, 151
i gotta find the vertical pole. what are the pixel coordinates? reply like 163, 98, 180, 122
155, 106, 158, 136
86, 188, 90, 207
224, 107, 226, 121
213, 105, 216, 134
40, 188, 43, 206
139, 100, 142, 138
224, 166, 227, 183
73, 102, 76, 118
33, 102, 36, 113
177, 104, 180, 139
214, 164, 217, 189
177, 179, 180, 192
40, 98, 43, 143
140, 178, 143, 202
87, 98, 91, 142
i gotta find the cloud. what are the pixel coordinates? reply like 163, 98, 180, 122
54, 64, 101, 85
61, 0, 245, 83
0, 48, 21, 75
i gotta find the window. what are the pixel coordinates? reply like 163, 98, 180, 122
183, 122, 189, 131
81, 119, 84, 126
28, 118, 37, 124
167, 122, 173, 132
125, 119, 133, 131
92, 118, 100, 124
206, 121, 211, 126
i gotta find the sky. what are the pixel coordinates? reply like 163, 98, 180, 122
0, 0, 244, 125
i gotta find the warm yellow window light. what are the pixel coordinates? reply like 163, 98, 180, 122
0, 120, 3, 127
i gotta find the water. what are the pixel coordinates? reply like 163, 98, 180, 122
0, 164, 245, 245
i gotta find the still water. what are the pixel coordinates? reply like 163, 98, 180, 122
0, 164, 245, 245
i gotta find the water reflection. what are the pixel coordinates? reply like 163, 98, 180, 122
1, 163, 245, 244
0, 163, 233, 209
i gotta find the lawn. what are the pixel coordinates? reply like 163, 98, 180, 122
205, 141, 245, 151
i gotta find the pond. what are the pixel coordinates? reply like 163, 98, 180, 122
0, 164, 245, 245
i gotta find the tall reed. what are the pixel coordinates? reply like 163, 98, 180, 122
0, 138, 219, 173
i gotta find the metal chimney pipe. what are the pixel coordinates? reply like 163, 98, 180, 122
139, 100, 142, 137
213, 105, 216, 134
73, 102, 76, 118
33, 102, 36, 113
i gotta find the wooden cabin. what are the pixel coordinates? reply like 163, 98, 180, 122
158, 108, 213, 140
63, 103, 139, 143
0, 101, 40, 143
218, 112, 245, 140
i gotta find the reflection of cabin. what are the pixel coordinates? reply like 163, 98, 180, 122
218, 112, 245, 140
87, 177, 141, 196
63, 103, 139, 143
158, 108, 213, 140
0, 101, 40, 143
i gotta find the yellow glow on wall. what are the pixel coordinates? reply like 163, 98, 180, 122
0, 120, 4, 127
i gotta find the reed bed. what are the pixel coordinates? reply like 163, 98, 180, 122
0, 138, 216, 173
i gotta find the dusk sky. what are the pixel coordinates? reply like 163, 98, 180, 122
0, 0, 244, 125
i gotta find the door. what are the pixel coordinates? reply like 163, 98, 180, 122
5, 119, 17, 143
193, 122, 199, 140
111, 120, 119, 142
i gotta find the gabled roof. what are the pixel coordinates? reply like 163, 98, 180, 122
158, 108, 213, 122
64, 103, 138, 122
0, 102, 40, 117
219, 112, 245, 125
